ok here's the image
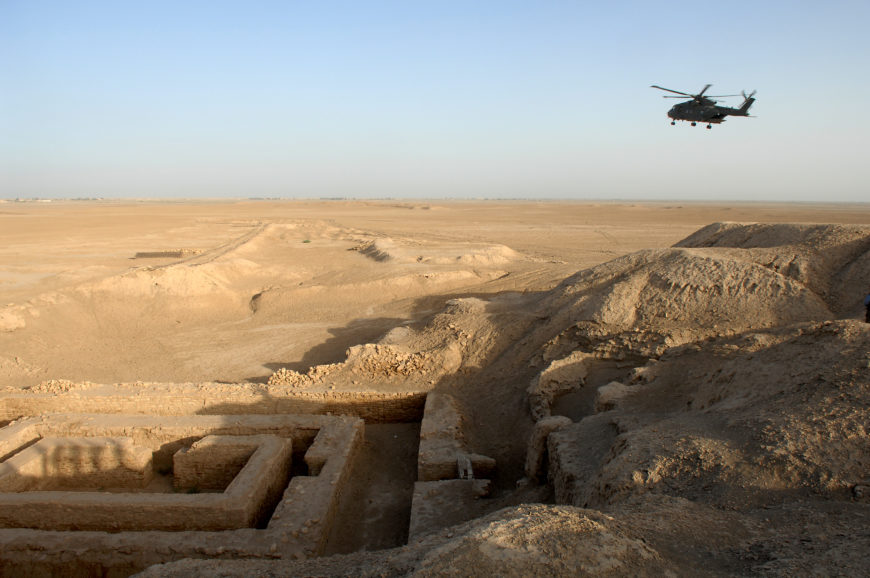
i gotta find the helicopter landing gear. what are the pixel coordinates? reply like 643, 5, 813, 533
706, 124, 712, 129
690, 122, 697, 126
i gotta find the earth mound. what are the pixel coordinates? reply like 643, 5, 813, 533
139, 504, 673, 577
546, 247, 832, 336
676, 222, 870, 316
549, 320, 870, 509
354, 237, 520, 266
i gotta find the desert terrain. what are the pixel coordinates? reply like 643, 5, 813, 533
1, 199, 869, 576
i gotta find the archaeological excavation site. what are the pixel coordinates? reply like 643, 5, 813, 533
1, 207, 869, 576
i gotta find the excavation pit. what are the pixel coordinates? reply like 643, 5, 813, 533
0, 436, 154, 493
0, 434, 292, 532
0, 383, 433, 575
0, 413, 363, 575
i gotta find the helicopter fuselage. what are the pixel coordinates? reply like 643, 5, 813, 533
668, 101, 743, 123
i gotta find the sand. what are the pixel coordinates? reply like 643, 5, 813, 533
1, 199, 869, 576
3, 199, 867, 389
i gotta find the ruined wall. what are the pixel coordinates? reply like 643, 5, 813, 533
174, 436, 264, 491
0, 437, 153, 492
0, 383, 427, 424
0, 378, 424, 575
0, 414, 363, 575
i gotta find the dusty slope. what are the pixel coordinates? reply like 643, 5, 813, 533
549, 320, 869, 508
676, 221, 870, 317
404, 224, 870, 492
0, 220, 533, 387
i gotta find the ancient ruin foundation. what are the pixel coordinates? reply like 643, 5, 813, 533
0, 381, 498, 576
0, 411, 364, 574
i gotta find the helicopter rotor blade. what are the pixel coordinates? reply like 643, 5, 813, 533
650, 85, 693, 97
661, 95, 730, 99
652, 84, 747, 103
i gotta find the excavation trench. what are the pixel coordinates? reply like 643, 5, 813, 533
325, 422, 422, 553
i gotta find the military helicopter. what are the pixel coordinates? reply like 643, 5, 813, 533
651, 84, 756, 129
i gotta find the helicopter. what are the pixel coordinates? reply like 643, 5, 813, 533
651, 84, 756, 129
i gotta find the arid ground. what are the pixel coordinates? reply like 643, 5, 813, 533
1, 199, 869, 576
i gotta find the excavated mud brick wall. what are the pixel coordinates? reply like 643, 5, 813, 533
0, 413, 363, 576
0, 437, 153, 492
0, 381, 425, 575
0, 384, 427, 424
174, 435, 263, 491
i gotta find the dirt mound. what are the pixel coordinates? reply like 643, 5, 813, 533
676, 222, 870, 316
138, 504, 674, 577
410, 504, 667, 576
354, 237, 520, 266
519, 223, 868, 422
676, 221, 870, 251
261, 295, 520, 392
545, 247, 832, 341
267, 342, 462, 390
549, 320, 870, 509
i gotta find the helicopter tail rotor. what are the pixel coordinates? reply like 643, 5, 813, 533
738, 90, 757, 115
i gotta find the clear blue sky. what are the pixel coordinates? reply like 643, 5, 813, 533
2, 1, 868, 201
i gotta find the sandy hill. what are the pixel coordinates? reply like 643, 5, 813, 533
0, 221, 530, 388
676, 222, 870, 317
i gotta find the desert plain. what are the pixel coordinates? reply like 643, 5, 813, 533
1, 199, 869, 576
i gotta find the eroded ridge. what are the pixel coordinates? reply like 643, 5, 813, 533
0, 413, 362, 575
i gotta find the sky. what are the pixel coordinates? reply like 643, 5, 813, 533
1, 1, 868, 201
